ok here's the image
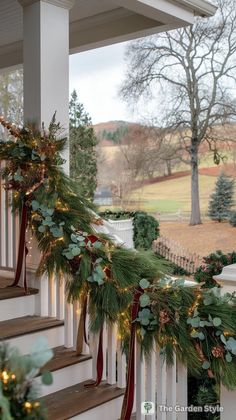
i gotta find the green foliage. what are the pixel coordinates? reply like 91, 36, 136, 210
0, 338, 53, 419
133, 211, 159, 250
208, 172, 235, 222
99, 210, 160, 250
195, 250, 236, 288
100, 125, 129, 144
4, 118, 236, 391
188, 375, 220, 420
229, 210, 236, 227
132, 279, 236, 389
69, 90, 98, 200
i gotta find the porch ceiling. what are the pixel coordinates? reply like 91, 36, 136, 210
0, 0, 216, 70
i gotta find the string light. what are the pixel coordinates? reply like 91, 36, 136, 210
1, 370, 9, 384
24, 401, 32, 411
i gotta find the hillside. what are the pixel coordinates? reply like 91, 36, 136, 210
95, 120, 236, 214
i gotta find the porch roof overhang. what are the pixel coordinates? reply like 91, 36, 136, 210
0, 0, 216, 71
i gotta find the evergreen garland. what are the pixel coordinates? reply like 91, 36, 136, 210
1, 117, 236, 392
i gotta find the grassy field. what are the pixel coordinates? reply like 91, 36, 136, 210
127, 174, 220, 213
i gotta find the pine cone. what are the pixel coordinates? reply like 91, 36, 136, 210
159, 309, 170, 324
212, 346, 224, 358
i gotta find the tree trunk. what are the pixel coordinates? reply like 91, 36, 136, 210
166, 160, 172, 176
190, 142, 202, 225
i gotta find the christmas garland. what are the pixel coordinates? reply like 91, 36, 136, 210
0, 338, 53, 419
1, 117, 236, 420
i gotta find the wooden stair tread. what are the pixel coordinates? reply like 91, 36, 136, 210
0, 316, 64, 340
42, 381, 125, 420
43, 346, 91, 373
0, 285, 38, 301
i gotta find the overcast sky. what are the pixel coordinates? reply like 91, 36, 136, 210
69, 42, 137, 125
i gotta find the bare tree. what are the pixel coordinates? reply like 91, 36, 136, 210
120, 0, 236, 225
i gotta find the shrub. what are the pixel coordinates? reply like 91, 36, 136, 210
229, 210, 236, 227
194, 250, 236, 288
99, 210, 159, 250
99, 210, 136, 220
133, 211, 159, 250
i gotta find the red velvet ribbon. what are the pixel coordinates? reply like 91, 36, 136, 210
120, 288, 143, 420
85, 324, 104, 388
9, 201, 28, 293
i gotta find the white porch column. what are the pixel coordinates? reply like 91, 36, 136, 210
18, 0, 74, 172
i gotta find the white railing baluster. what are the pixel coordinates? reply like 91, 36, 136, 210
136, 342, 146, 420
82, 310, 90, 355
0, 170, 7, 267
221, 386, 235, 420
156, 351, 167, 420
146, 350, 156, 420
64, 301, 73, 348
177, 362, 188, 420
107, 324, 117, 384
14, 212, 19, 269
73, 301, 80, 351
102, 323, 108, 381
7, 191, 14, 267
166, 355, 177, 420
48, 275, 56, 317
35, 274, 49, 317
117, 338, 126, 388
56, 277, 65, 320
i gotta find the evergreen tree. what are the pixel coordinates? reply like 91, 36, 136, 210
69, 90, 98, 200
208, 172, 235, 222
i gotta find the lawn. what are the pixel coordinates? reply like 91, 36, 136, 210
128, 175, 219, 213
160, 221, 236, 256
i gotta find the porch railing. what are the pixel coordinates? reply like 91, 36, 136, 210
0, 185, 235, 419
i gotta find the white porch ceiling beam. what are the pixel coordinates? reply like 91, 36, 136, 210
70, 9, 162, 54
113, 0, 195, 25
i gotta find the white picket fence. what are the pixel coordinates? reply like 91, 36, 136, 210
156, 210, 209, 222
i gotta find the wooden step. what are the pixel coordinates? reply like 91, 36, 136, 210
0, 316, 64, 354
37, 347, 93, 397
0, 281, 39, 321
43, 346, 91, 373
0, 316, 64, 340
42, 381, 125, 420
0, 285, 38, 300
